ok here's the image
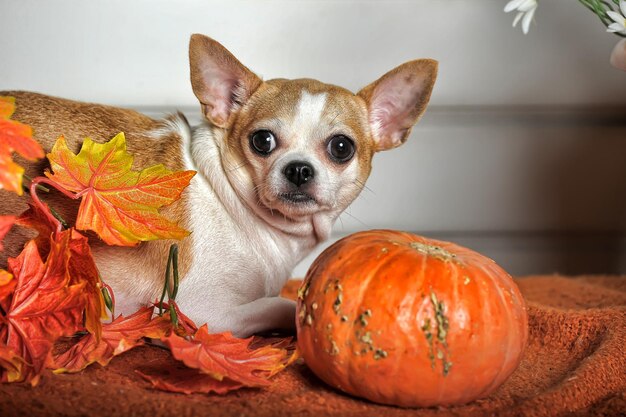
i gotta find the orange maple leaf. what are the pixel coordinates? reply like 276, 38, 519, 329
137, 325, 297, 394
52, 306, 172, 373
44, 133, 195, 246
1, 234, 88, 385
0, 96, 45, 195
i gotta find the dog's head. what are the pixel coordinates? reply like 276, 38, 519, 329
189, 34, 437, 240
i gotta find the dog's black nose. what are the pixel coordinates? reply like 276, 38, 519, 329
283, 161, 314, 187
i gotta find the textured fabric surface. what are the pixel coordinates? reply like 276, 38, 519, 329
1, 275, 624, 417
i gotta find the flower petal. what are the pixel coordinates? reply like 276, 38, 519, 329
513, 11, 524, 27
518, 0, 537, 13
504, 0, 526, 13
522, 7, 536, 34
607, 22, 626, 34
607, 11, 625, 25
620, 0, 626, 19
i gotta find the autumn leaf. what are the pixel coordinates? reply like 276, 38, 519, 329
0, 216, 16, 289
45, 133, 195, 246
12, 205, 106, 338
0, 96, 45, 195
15, 204, 56, 259
138, 329, 297, 395
0, 344, 23, 383
66, 229, 108, 336
53, 306, 172, 373
137, 324, 296, 394
0, 215, 15, 252
155, 300, 198, 337
0, 270, 15, 305
2, 235, 88, 385
137, 365, 245, 395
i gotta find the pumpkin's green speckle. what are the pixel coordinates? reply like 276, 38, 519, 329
374, 349, 388, 360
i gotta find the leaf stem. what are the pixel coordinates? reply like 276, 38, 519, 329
169, 304, 179, 328
101, 280, 115, 319
29, 177, 78, 233
22, 174, 50, 193
49, 206, 69, 229
169, 245, 179, 300
158, 244, 179, 316
158, 251, 172, 316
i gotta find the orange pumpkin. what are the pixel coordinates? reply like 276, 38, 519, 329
296, 230, 528, 408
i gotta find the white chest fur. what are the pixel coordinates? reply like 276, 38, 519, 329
173, 119, 318, 334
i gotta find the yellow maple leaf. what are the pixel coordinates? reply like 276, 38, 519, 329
45, 132, 195, 246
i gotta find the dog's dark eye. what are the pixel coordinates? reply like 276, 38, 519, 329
250, 130, 277, 156
327, 135, 355, 163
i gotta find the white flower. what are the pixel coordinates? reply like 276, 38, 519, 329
606, 1, 626, 35
504, 0, 538, 35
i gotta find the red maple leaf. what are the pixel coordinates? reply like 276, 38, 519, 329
65, 229, 108, 337
138, 325, 297, 394
15, 203, 57, 259
53, 306, 172, 373
137, 364, 245, 395
1, 234, 88, 385
15, 206, 106, 338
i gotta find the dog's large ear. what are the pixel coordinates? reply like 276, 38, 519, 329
189, 34, 262, 128
357, 59, 438, 152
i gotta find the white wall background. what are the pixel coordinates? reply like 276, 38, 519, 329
1, 0, 625, 275
1, 0, 626, 106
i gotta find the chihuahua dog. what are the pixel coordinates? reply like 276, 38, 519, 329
0, 35, 437, 337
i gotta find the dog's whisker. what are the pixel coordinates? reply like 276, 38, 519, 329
354, 179, 374, 194
329, 111, 342, 126
337, 215, 345, 231
339, 209, 370, 229
228, 161, 250, 172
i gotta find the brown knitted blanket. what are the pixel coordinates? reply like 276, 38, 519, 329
1, 275, 624, 417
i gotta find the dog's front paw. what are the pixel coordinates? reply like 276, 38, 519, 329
206, 297, 296, 338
